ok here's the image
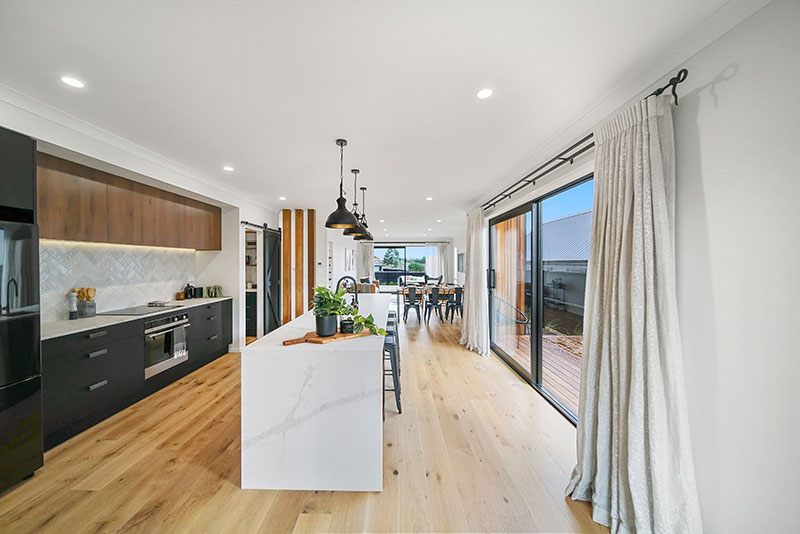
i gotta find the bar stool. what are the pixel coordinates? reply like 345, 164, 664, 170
385, 313, 400, 376
384, 334, 401, 415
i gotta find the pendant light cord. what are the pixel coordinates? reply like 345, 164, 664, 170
339, 143, 345, 198
361, 187, 367, 222
352, 170, 359, 214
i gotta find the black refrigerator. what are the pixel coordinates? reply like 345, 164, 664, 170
0, 126, 42, 492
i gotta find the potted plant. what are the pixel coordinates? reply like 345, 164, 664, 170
312, 286, 353, 337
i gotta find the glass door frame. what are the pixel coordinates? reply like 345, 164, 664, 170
488, 173, 593, 424
488, 202, 536, 383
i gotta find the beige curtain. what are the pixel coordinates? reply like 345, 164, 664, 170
459, 208, 489, 356
567, 95, 702, 533
356, 242, 374, 281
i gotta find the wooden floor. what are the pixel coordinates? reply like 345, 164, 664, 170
504, 334, 582, 416
0, 321, 605, 533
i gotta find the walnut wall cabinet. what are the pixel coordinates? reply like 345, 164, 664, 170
37, 153, 221, 250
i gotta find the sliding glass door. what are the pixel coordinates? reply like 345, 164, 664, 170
489, 176, 593, 421
489, 206, 533, 377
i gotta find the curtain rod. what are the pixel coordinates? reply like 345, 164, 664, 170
481, 68, 688, 211
372, 241, 451, 245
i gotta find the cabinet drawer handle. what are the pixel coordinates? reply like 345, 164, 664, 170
207, 315, 217, 320
206, 305, 213, 309
88, 349, 108, 359
88, 380, 108, 391
208, 334, 218, 341
88, 330, 108, 339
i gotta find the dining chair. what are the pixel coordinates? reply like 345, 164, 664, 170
446, 286, 464, 322
425, 286, 444, 322
403, 286, 421, 323
424, 274, 443, 285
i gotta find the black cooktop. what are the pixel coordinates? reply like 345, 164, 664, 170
98, 305, 182, 316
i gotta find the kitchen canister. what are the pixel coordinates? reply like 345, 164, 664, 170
77, 300, 96, 318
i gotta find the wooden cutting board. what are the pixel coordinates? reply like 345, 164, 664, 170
282, 330, 371, 346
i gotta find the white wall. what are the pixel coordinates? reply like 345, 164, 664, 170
477, 2, 800, 531
672, 2, 799, 532
327, 229, 358, 290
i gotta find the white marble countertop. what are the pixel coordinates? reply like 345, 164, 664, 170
40, 296, 233, 341
241, 293, 391, 491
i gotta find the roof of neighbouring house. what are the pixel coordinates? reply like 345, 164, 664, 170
541, 209, 592, 262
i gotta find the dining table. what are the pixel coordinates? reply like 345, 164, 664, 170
398, 284, 463, 318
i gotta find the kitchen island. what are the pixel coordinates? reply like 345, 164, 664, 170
241, 293, 391, 492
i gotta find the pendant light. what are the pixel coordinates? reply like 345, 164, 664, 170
325, 139, 360, 229
354, 186, 374, 241
343, 169, 368, 237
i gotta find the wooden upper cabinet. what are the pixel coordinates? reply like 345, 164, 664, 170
107, 176, 157, 246
37, 153, 221, 250
37, 154, 108, 242
186, 199, 222, 250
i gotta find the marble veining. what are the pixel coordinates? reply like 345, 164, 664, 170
241, 293, 391, 492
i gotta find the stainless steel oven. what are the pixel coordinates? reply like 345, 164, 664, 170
144, 312, 189, 379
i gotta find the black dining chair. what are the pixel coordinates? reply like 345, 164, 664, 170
425, 286, 444, 322
424, 274, 443, 286
446, 286, 464, 322
403, 286, 421, 323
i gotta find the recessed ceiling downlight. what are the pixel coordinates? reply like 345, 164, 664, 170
61, 76, 85, 88
223, 165, 234, 172
279, 196, 286, 201
476, 88, 493, 99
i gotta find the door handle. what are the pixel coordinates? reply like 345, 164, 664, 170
88, 380, 108, 391
88, 330, 108, 339
208, 334, 218, 341
88, 348, 108, 359
207, 315, 217, 320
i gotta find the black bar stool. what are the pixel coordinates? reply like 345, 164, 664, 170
384, 333, 401, 415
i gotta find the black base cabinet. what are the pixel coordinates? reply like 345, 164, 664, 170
42, 299, 233, 450
0, 377, 43, 491
245, 291, 256, 337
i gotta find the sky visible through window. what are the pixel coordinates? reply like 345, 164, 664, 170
541, 179, 594, 222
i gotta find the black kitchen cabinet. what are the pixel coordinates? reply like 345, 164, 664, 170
245, 292, 256, 337
186, 299, 232, 369
42, 323, 145, 448
42, 298, 234, 449
0, 126, 36, 223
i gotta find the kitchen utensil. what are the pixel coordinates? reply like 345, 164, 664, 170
86, 287, 96, 300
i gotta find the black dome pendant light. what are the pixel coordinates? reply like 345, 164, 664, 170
324, 139, 360, 229
343, 169, 368, 238
354, 186, 374, 241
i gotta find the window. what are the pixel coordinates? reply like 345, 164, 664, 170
488, 176, 593, 421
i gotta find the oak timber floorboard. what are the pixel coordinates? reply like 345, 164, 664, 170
0, 323, 606, 533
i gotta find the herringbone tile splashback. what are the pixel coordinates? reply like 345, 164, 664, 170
40, 240, 196, 322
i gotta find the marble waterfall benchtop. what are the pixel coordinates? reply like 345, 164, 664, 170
241, 293, 392, 492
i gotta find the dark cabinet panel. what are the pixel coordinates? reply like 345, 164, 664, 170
0, 126, 36, 223
42, 335, 144, 439
42, 320, 143, 361
37, 154, 108, 242
245, 292, 257, 337
0, 376, 43, 491
222, 299, 232, 347
41, 300, 232, 448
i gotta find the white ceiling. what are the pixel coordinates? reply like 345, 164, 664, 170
0, 0, 732, 240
